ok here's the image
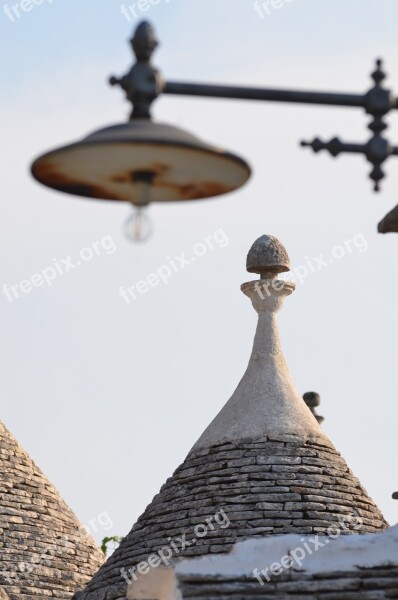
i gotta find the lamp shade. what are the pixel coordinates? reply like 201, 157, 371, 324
31, 120, 251, 204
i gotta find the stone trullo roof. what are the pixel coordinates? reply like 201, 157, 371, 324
74, 235, 388, 600
0, 420, 104, 600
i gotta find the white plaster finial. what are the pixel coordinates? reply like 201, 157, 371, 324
191, 235, 328, 452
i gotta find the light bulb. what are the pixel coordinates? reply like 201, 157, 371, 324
124, 206, 152, 242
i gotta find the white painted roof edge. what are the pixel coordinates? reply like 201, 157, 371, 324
175, 523, 398, 577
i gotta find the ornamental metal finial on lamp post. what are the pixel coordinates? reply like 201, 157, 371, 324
109, 21, 163, 120
301, 59, 397, 192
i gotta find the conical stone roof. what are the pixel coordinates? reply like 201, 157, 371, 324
0, 420, 104, 599
75, 235, 388, 600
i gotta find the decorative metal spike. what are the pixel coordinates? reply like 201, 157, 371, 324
301, 137, 347, 158
369, 164, 385, 191
372, 58, 386, 87
301, 59, 396, 192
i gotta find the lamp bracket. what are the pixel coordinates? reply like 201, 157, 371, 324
110, 23, 398, 192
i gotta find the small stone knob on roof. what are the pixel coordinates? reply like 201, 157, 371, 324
303, 392, 324, 425
247, 235, 290, 278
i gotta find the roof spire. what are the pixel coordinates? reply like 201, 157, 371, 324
191, 234, 326, 452
74, 234, 388, 600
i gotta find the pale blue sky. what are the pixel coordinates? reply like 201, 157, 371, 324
1, 0, 398, 543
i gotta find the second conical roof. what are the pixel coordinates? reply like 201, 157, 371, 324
0, 420, 104, 600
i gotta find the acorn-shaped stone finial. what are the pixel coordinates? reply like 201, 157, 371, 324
246, 234, 290, 278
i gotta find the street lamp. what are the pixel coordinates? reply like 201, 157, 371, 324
30, 22, 251, 242
31, 21, 398, 240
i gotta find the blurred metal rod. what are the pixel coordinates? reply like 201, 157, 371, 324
164, 81, 366, 108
